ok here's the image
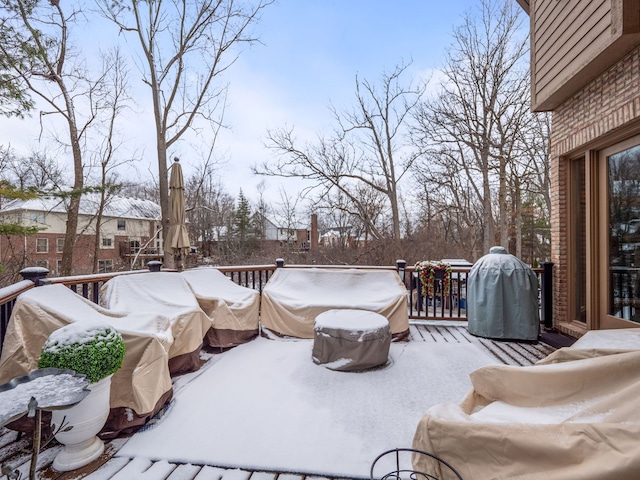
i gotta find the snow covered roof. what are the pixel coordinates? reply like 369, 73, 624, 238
441, 259, 473, 267
0, 193, 160, 220
258, 212, 308, 230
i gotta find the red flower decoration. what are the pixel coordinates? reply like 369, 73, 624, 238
414, 261, 452, 297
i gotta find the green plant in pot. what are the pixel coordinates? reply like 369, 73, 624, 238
37, 320, 126, 472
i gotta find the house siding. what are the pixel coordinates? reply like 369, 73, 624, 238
531, 0, 640, 110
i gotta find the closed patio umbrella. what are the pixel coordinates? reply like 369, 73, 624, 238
165, 157, 190, 271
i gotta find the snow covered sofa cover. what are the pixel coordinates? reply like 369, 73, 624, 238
570, 327, 640, 351
261, 268, 409, 340
100, 272, 211, 374
180, 267, 259, 348
0, 284, 174, 436
412, 344, 640, 479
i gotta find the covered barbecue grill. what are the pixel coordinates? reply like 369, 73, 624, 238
467, 246, 540, 341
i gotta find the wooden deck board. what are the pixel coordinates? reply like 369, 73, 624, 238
0, 324, 556, 480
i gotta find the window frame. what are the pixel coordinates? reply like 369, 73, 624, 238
35, 238, 48, 253
98, 259, 114, 273
101, 236, 114, 249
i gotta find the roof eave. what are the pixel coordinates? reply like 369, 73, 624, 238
515, 0, 530, 14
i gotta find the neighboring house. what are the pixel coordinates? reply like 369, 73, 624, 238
0, 193, 162, 276
319, 227, 368, 249
518, 0, 640, 335
253, 212, 310, 250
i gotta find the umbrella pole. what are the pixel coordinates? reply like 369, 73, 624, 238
175, 252, 184, 272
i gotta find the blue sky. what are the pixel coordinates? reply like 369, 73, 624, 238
0, 0, 482, 204
216, 0, 479, 201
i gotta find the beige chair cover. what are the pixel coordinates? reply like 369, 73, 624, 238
180, 268, 259, 348
570, 327, 640, 350
412, 347, 640, 480
0, 284, 173, 433
261, 268, 409, 340
100, 272, 211, 373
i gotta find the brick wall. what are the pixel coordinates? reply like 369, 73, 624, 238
549, 45, 640, 330
0, 232, 151, 278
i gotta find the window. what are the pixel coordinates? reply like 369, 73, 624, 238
117, 219, 126, 231
30, 212, 45, 224
102, 237, 113, 248
36, 238, 48, 253
35, 260, 48, 269
98, 259, 114, 273
571, 157, 587, 323
57, 259, 62, 273
129, 240, 140, 254
56, 238, 65, 253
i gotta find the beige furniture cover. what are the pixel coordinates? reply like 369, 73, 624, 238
261, 268, 409, 340
180, 268, 259, 348
570, 327, 640, 350
412, 346, 640, 480
0, 284, 173, 435
100, 272, 211, 373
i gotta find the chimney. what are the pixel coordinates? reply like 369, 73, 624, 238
310, 214, 319, 251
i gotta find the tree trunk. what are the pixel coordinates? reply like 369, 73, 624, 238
514, 181, 523, 259
60, 93, 83, 277
499, 155, 508, 248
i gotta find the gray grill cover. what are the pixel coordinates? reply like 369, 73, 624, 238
467, 246, 540, 341
312, 309, 391, 372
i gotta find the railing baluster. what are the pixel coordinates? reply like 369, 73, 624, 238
92, 282, 100, 304
0, 262, 550, 360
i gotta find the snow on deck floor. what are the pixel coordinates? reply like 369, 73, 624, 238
0, 323, 555, 480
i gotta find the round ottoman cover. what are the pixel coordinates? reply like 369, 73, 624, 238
312, 309, 391, 371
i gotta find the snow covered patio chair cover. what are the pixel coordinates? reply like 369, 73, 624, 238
412, 346, 640, 480
100, 272, 211, 374
180, 267, 259, 348
0, 284, 174, 436
261, 268, 409, 340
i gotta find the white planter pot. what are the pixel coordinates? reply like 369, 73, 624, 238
51, 375, 111, 471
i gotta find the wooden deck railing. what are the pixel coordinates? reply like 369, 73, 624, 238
0, 260, 552, 358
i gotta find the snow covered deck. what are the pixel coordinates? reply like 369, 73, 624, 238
0, 323, 558, 480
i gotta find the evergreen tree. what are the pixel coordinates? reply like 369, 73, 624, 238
233, 190, 252, 244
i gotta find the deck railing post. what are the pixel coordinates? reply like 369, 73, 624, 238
276, 258, 285, 268
396, 259, 406, 285
148, 260, 162, 272
541, 262, 554, 329
20, 267, 50, 286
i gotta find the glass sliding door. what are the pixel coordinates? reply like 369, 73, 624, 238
605, 139, 640, 326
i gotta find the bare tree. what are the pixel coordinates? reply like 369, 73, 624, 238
101, 0, 273, 268
184, 159, 234, 261
2, 148, 65, 190
412, 0, 529, 255
509, 110, 551, 261
254, 180, 270, 247
85, 48, 135, 273
257, 63, 425, 251
0, 0, 117, 275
